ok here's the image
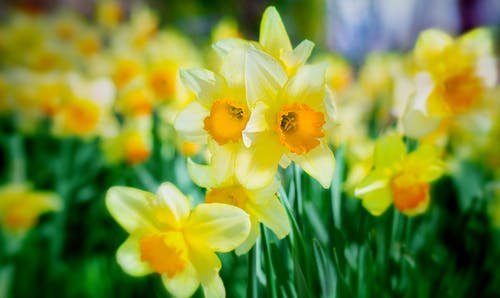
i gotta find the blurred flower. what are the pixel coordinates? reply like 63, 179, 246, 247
187, 151, 290, 255
402, 28, 497, 139
106, 183, 250, 298
0, 184, 60, 234
355, 133, 444, 216
96, 0, 123, 29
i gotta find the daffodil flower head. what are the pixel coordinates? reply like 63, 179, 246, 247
354, 133, 444, 216
106, 182, 250, 298
0, 184, 61, 234
402, 28, 497, 138
187, 150, 290, 255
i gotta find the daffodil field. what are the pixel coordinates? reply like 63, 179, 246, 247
1, 1, 499, 297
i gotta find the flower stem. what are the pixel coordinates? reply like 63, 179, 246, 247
261, 225, 278, 298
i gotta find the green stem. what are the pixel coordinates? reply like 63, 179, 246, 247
331, 145, 345, 229
293, 164, 304, 226
8, 134, 26, 184
246, 246, 258, 298
261, 225, 278, 298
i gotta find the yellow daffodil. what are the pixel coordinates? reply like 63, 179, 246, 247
187, 149, 290, 255
101, 117, 152, 166
106, 183, 250, 298
0, 184, 60, 234
402, 28, 497, 138
115, 83, 154, 118
237, 48, 336, 189
213, 6, 313, 77
96, 0, 123, 29
354, 133, 444, 216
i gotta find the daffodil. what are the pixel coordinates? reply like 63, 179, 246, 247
354, 133, 444, 216
402, 28, 497, 138
213, 7, 313, 77
187, 149, 290, 255
237, 48, 336, 189
0, 184, 60, 234
106, 182, 250, 298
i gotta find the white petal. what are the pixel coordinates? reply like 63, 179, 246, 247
162, 263, 200, 298
116, 235, 153, 277
174, 101, 209, 143
179, 69, 225, 107
291, 142, 335, 189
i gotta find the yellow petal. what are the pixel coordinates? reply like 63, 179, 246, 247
212, 37, 249, 57
162, 263, 200, 298
290, 142, 335, 189
361, 186, 393, 216
209, 141, 240, 185
174, 101, 210, 143
185, 203, 250, 252
155, 182, 192, 227
402, 108, 442, 139
187, 158, 216, 188
236, 134, 284, 189
179, 68, 225, 107
245, 48, 287, 107
248, 197, 290, 239
414, 29, 453, 68
116, 235, 153, 277
248, 180, 280, 205
406, 145, 444, 182
259, 6, 292, 58
201, 274, 225, 298
354, 170, 392, 216
105, 186, 158, 234
282, 63, 327, 112
235, 217, 260, 255
458, 27, 494, 56
220, 46, 247, 98
188, 243, 221, 282
242, 101, 271, 147
374, 133, 406, 169
280, 39, 314, 74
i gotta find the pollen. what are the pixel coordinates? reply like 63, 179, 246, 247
203, 99, 250, 145
390, 173, 430, 213
275, 103, 325, 154
205, 185, 248, 209
139, 231, 189, 278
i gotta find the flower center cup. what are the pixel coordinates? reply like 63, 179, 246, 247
205, 185, 248, 209
390, 173, 430, 213
203, 99, 250, 145
275, 103, 325, 154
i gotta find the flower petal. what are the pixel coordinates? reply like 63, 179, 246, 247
188, 244, 226, 297
259, 6, 292, 58
291, 142, 335, 189
360, 185, 393, 216
201, 274, 225, 298
414, 29, 453, 68
249, 197, 290, 239
105, 186, 158, 234
209, 141, 240, 185
179, 68, 225, 107
116, 235, 153, 277
235, 217, 260, 255
162, 263, 200, 298
245, 48, 287, 107
406, 145, 444, 182
185, 203, 250, 252
174, 101, 209, 143
187, 158, 216, 188
212, 37, 249, 58
155, 182, 192, 227
248, 180, 280, 205
242, 101, 271, 147
374, 133, 406, 169
236, 134, 284, 189
282, 63, 327, 111
280, 39, 314, 74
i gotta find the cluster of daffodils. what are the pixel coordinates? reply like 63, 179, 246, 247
0, 2, 202, 166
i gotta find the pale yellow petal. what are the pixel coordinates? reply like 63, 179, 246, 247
374, 133, 406, 169
245, 48, 287, 107
105, 186, 159, 234
162, 263, 200, 298
248, 197, 290, 239
174, 101, 209, 143
116, 235, 152, 277
402, 108, 441, 139
179, 68, 225, 107
248, 180, 280, 205
242, 101, 271, 147
414, 29, 453, 68
290, 142, 335, 189
281, 63, 327, 111
259, 6, 292, 58
361, 186, 393, 216
187, 158, 216, 188
236, 134, 284, 189
209, 141, 240, 185
155, 182, 192, 227
406, 145, 444, 182
188, 243, 222, 285
212, 37, 249, 57
220, 47, 247, 97
280, 39, 314, 74
235, 217, 260, 255
201, 274, 225, 298
185, 203, 250, 252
